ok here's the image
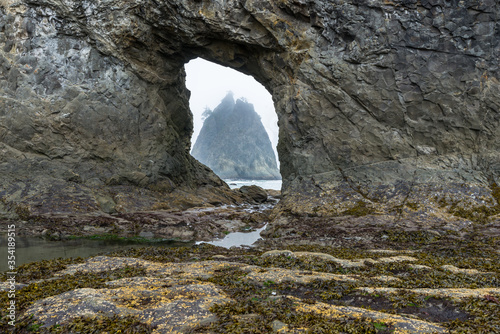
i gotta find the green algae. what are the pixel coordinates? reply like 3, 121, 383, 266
384, 230, 441, 244
448, 204, 497, 224
405, 201, 419, 211
14, 204, 31, 220
444, 182, 500, 224
107, 243, 261, 263
341, 200, 375, 217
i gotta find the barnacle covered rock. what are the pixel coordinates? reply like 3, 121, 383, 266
24, 279, 230, 332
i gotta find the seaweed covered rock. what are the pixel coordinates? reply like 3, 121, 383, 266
2, 242, 499, 333
24, 278, 229, 332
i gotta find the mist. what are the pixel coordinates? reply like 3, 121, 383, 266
185, 58, 279, 166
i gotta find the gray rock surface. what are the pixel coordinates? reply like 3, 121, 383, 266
1, 0, 499, 220
0, 0, 231, 216
25, 277, 229, 332
238, 185, 269, 203
192, 93, 281, 180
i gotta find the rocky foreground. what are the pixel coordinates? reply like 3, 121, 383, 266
1, 197, 499, 334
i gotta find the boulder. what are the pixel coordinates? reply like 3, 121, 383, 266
239, 185, 268, 203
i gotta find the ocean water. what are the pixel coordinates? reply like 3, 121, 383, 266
225, 179, 282, 191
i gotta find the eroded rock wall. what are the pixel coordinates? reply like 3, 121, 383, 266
1, 0, 499, 220
0, 1, 227, 216
276, 0, 500, 217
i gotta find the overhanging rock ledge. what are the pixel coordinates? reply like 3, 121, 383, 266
1, 0, 499, 223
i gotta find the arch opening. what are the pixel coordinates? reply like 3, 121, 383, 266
185, 58, 281, 190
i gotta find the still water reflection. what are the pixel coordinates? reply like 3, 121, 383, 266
0, 235, 193, 272
196, 225, 265, 248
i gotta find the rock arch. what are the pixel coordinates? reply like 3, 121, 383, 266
1, 0, 499, 218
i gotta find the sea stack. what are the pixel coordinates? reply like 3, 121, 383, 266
192, 93, 280, 180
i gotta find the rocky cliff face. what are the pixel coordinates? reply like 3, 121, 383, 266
1, 0, 499, 221
0, 0, 233, 216
192, 93, 280, 180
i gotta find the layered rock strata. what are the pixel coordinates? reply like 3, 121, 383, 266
1, 0, 499, 221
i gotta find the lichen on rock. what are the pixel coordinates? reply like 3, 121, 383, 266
2, 240, 498, 333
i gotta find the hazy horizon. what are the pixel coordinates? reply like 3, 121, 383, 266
185, 58, 279, 166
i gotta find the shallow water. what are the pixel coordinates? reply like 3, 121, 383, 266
0, 226, 266, 271
0, 235, 192, 272
0, 186, 274, 272
196, 225, 266, 248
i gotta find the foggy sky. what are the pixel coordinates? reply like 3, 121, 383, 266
185, 58, 279, 165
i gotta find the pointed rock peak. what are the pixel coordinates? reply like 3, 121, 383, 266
212, 92, 236, 115
235, 96, 253, 107
192, 94, 280, 180
221, 91, 235, 105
